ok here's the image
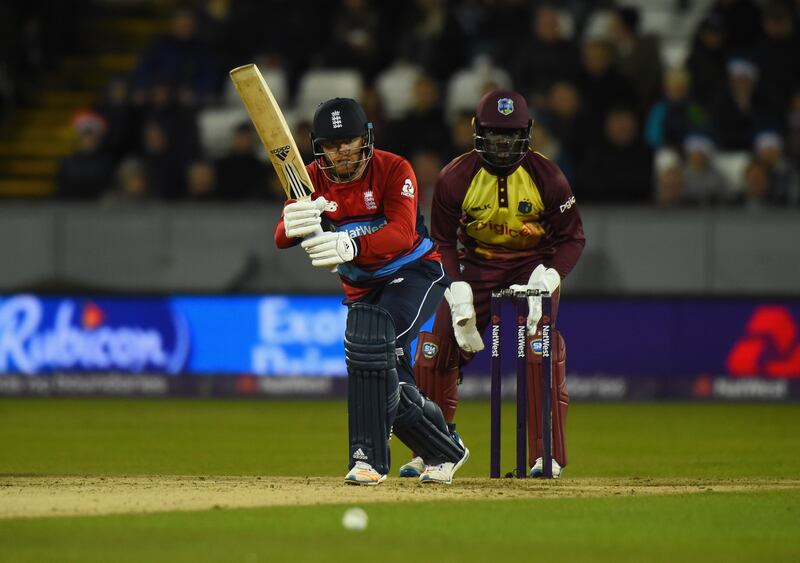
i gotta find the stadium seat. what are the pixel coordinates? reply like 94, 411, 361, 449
375, 62, 423, 120
714, 151, 750, 196
295, 69, 363, 117
660, 40, 689, 68
445, 55, 513, 122
198, 107, 249, 158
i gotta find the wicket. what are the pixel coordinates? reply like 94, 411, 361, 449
490, 288, 553, 479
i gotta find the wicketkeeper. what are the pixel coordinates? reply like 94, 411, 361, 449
405, 89, 586, 478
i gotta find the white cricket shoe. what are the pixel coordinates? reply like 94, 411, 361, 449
399, 456, 425, 478
419, 436, 470, 485
530, 457, 563, 478
344, 461, 387, 486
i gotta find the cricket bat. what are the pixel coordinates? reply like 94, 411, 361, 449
229, 64, 316, 202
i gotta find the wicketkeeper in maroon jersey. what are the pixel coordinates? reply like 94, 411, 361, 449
274, 98, 468, 485
403, 89, 586, 478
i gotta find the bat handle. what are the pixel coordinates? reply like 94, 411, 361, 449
304, 226, 337, 274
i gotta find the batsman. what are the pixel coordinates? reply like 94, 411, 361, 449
404, 89, 585, 479
273, 98, 468, 485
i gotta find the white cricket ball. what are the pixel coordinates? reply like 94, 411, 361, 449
342, 507, 368, 531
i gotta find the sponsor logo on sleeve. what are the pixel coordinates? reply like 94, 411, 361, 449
401, 179, 415, 198
559, 196, 576, 213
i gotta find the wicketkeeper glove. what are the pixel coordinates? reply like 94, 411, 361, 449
301, 231, 358, 267
509, 264, 561, 333
444, 281, 485, 353
283, 197, 327, 238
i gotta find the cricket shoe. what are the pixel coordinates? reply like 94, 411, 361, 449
530, 457, 563, 478
419, 434, 470, 485
344, 461, 387, 486
398, 456, 425, 478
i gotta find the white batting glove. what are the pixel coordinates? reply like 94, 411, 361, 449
444, 281, 485, 353
301, 231, 357, 267
283, 197, 327, 239
509, 264, 561, 333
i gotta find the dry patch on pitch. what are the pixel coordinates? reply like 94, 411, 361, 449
1, 476, 799, 519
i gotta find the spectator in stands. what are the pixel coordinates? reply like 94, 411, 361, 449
655, 160, 685, 208
645, 67, 707, 150
214, 122, 269, 200
609, 6, 663, 114
55, 110, 114, 200
185, 160, 219, 201
739, 158, 773, 210
512, 3, 580, 99
359, 84, 387, 141
532, 115, 574, 184
788, 91, 800, 167
756, 1, 800, 109
575, 106, 653, 203
396, 0, 468, 82
102, 157, 153, 205
96, 75, 139, 165
131, 6, 219, 108
681, 133, 731, 204
576, 38, 637, 145
327, 0, 384, 81
687, 15, 728, 112
712, 58, 776, 150
141, 121, 185, 200
410, 150, 443, 222
141, 80, 200, 170
445, 111, 475, 161
754, 130, 800, 205
539, 81, 592, 166
293, 120, 314, 164
708, 0, 763, 53
383, 74, 451, 162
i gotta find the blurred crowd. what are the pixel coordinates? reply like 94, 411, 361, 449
36, 0, 800, 208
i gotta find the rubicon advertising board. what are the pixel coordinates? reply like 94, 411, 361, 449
1, 295, 799, 382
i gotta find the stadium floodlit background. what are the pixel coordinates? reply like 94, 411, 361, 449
1, 0, 797, 396
1, 1, 799, 561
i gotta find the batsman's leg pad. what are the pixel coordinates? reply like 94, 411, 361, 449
526, 330, 569, 467
346, 303, 400, 476
413, 331, 460, 424
393, 382, 465, 466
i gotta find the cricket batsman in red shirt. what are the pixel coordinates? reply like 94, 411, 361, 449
274, 98, 468, 485
405, 89, 585, 478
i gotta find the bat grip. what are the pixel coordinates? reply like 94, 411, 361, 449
304, 226, 337, 274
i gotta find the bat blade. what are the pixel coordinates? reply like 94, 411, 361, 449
229, 64, 315, 201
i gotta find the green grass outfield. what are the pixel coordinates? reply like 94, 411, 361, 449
1, 398, 799, 562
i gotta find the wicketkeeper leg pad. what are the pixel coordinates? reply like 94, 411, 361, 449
393, 382, 465, 466
413, 331, 460, 424
345, 303, 401, 475
526, 330, 569, 468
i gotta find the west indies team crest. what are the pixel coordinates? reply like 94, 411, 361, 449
497, 98, 514, 115
422, 342, 438, 359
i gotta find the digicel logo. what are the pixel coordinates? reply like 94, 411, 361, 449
726, 306, 800, 378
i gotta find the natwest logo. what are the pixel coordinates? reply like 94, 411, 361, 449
726, 306, 800, 378
0, 296, 189, 374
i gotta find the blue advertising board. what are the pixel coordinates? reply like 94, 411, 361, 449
1, 294, 799, 379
